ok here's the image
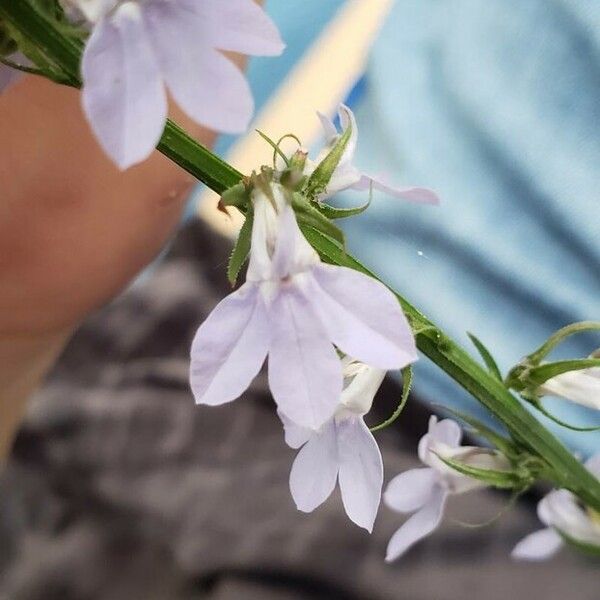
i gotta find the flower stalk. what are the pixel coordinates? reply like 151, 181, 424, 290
3, 0, 600, 511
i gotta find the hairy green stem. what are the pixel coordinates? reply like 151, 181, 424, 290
3, 0, 600, 510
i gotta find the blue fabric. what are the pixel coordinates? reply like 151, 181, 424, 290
336, 0, 600, 454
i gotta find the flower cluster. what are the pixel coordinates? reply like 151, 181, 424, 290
188, 104, 443, 536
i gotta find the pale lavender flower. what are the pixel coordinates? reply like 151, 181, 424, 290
512, 454, 600, 561
77, 0, 284, 169
307, 105, 440, 204
384, 416, 510, 561
190, 184, 417, 430
280, 359, 385, 532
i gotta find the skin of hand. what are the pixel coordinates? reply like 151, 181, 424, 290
0, 75, 217, 461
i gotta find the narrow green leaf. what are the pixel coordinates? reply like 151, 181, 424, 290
227, 207, 253, 286
530, 401, 600, 432
527, 358, 600, 386
256, 129, 289, 167
527, 321, 600, 363
304, 118, 352, 200
468, 332, 503, 381
317, 198, 371, 220
370, 366, 413, 432
435, 454, 522, 489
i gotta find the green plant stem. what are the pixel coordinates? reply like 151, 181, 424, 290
3, 0, 600, 510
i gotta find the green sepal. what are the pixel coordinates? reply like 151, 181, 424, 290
558, 529, 600, 558
435, 453, 524, 490
317, 198, 371, 220
468, 332, 503, 381
227, 207, 254, 286
220, 181, 250, 210
303, 117, 352, 200
370, 366, 413, 432
292, 193, 345, 247
527, 399, 600, 433
526, 358, 600, 387
526, 321, 600, 364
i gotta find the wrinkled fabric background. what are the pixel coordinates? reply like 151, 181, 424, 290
0, 221, 597, 599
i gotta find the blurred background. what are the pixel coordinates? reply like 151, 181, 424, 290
1, 0, 599, 598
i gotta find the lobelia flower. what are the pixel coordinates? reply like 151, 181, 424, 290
305, 105, 440, 204
71, 0, 284, 169
537, 354, 600, 410
384, 415, 511, 561
190, 181, 418, 430
512, 454, 600, 561
279, 358, 385, 532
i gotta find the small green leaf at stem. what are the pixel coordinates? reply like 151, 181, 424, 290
435, 453, 523, 489
370, 366, 413, 432
468, 332, 503, 381
227, 207, 254, 286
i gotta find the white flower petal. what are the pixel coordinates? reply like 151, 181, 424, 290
190, 283, 269, 406
384, 468, 438, 513
511, 528, 563, 561
340, 364, 386, 416
278, 410, 313, 450
337, 418, 383, 532
178, 0, 284, 56
270, 202, 319, 279
309, 264, 417, 370
542, 489, 600, 546
351, 174, 440, 205
538, 367, 600, 410
81, 4, 167, 169
267, 285, 342, 429
385, 485, 447, 562
289, 419, 338, 512
144, 2, 253, 133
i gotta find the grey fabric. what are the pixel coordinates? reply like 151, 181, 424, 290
0, 220, 597, 599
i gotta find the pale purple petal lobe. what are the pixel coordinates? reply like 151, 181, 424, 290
310, 264, 418, 370
385, 485, 447, 562
268, 286, 342, 429
289, 420, 338, 512
511, 528, 563, 561
178, 0, 284, 56
278, 410, 313, 450
337, 418, 383, 532
190, 283, 269, 406
82, 5, 167, 169
144, 2, 253, 133
351, 175, 440, 205
384, 468, 437, 513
